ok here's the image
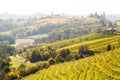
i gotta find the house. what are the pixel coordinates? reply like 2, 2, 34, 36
80, 51, 94, 57
106, 27, 116, 34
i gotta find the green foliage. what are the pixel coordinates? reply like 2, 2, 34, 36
78, 45, 89, 53
107, 44, 111, 51
0, 44, 14, 55
5, 71, 19, 80
28, 50, 41, 63
3, 66, 10, 73
0, 35, 15, 44
55, 54, 64, 63
59, 49, 70, 59
48, 58, 55, 65
22, 48, 120, 80
18, 64, 26, 77
65, 54, 76, 61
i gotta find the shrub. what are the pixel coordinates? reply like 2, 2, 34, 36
3, 66, 10, 73
107, 44, 111, 51
5, 71, 19, 80
65, 54, 78, 61
27, 67, 38, 75
29, 50, 41, 63
55, 54, 65, 63
18, 64, 27, 77
60, 49, 70, 59
78, 45, 89, 53
48, 58, 55, 65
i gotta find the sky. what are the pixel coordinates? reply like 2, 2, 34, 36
0, 0, 119, 15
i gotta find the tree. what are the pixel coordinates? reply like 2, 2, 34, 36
48, 58, 55, 65
3, 66, 10, 73
107, 44, 111, 51
28, 50, 41, 63
78, 45, 89, 53
55, 54, 64, 63
59, 49, 70, 59
97, 28, 102, 33
18, 64, 26, 77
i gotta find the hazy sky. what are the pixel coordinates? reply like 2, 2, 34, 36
0, 0, 119, 15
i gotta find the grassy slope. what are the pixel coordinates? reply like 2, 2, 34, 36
9, 55, 38, 70
41, 33, 114, 50
21, 35, 120, 80
10, 34, 120, 70
0, 18, 69, 35
22, 48, 120, 80
57, 35, 120, 53
47, 33, 111, 48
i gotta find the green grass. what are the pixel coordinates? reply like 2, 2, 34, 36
22, 48, 120, 80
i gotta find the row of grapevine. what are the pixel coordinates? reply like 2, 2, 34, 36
22, 48, 120, 80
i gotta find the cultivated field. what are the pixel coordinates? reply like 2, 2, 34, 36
22, 48, 120, 80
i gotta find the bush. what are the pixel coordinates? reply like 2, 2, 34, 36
55, 54, 64, 63
3, 66, 10, 73
27, 67, 38, 75
18, 64, 26, 77
78, 45, 89, 53
65, 54, 78, 61
29, 50, 41, 63
60, 49, 70, 59
48, 58, 55, 65
107, 44, 111, 51
5, 71, 19, 80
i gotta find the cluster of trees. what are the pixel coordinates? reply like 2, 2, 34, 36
0, 44, 14, 55
0, 35, 15, 44
0, 20, 19, 32
26, 46, 74, 63
0, 44, 15, 80
26, 45, 95, 64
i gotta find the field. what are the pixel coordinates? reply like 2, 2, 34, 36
21, 34, 120, 80
22, 48, 120, 80
39, 34, 120, 54
15, 39, 35, 50
41, 33, 114, 50
9, 33, 120, 80
57, 35, 120, 53
9, 55, 37, 69
27, 34, 48, 39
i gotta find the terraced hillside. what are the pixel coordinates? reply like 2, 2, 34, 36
57, 35, 120, 53
22, 48, 120, 80
45, 33, 113, 49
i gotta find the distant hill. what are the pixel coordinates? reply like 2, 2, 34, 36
106, 15, 120, 21
0, 13, 48, 20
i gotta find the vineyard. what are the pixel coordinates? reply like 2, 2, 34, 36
57, 36, 120, 53
42, 33, 113, 49
22, 48, 120, 80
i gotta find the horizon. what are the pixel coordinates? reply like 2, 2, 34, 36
0, 0, 120, 16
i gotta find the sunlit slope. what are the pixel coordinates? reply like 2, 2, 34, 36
48, 33, 113, 49
41, 33, 113, 49
57, 36, 120, 53
22, 48, 120, 80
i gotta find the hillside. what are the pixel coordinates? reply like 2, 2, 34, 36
22, 48, 120, 80
57, 35, 120, 53
30, 34, 120, 57
41, 33, 113, 49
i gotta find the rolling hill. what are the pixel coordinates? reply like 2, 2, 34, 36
22, 48, 120, 80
